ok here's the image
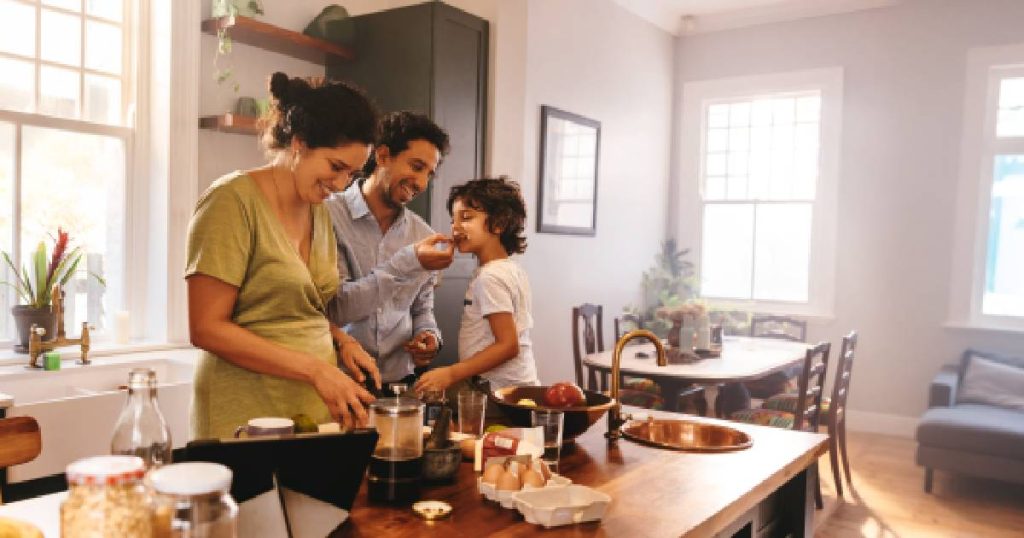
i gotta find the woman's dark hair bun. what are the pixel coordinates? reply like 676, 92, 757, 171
269, 72, 291, 105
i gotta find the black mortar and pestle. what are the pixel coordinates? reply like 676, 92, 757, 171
422, 406, 462, 482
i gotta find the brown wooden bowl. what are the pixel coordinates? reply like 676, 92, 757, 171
489, 386, 615, 442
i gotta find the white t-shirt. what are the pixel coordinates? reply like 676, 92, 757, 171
458, 258, 540, 390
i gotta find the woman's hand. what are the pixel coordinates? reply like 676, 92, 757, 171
414, 366, 455, 393
331, 325, 382, 391
310, 361, 375, 430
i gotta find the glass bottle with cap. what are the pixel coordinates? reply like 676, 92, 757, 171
149, 462, 238, 538
61, 455, 153, 537
111, 367, 172, 468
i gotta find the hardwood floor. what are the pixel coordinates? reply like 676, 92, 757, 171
814, 431, 1024, 537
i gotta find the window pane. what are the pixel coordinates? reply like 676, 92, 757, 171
21, 126, 125, 332
39, 65, 80, 118
996, 77, 1024, 138
753, 203, 812, 302
87, 0, 122, 22
85, 19, 121, 74
0, 0, 36, 57
84, 74, 121, 124
41, 8, 82, 67
0, 122, 13, 341
43, 0, 81, 12
708, 104, 729, 128
982, 155, 1024, 317
0, 57, 35, 112
701, 204, 754, 299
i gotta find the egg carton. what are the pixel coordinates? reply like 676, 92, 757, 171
478, 474, 572, 509
513, 485, 611, 528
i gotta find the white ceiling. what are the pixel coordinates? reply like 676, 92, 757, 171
611, 0, 900, 35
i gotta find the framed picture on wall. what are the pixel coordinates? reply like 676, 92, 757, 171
537, 105, 600, 236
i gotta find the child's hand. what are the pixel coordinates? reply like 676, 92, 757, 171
415, 233, 455, 270
415, 366, 455, 393
404, 331, 438, 367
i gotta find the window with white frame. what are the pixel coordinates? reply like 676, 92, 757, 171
0, 0, 133, 344
678, 69, 841, 317
978, 68, 1024, 319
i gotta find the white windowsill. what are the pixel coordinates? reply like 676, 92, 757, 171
943, 321, 1024, 336
0, 341, 193, 367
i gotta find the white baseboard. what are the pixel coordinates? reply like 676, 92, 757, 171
845, 410, 918, 438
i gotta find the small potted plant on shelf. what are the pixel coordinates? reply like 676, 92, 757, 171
2, 228, 105, 352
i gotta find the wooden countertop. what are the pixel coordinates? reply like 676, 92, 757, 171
336, 408, 828, 537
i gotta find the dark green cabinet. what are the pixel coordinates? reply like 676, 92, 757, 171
327, 2, 488, 364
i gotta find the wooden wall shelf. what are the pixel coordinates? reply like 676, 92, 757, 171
198, 114, 260, 135
201, 15, 355, 65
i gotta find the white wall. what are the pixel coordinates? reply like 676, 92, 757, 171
516, 0, 675, 384
672, 0, 1024, 433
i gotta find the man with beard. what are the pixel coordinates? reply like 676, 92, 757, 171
326, 112, 454, 392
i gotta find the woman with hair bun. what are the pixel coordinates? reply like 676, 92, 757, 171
185, 72, 381, 438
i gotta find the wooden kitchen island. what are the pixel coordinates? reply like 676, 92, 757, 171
337, 408, 828, 537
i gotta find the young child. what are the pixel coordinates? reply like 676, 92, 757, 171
414, 177, 539, 393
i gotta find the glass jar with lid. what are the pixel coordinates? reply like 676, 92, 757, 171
60, 455, 153, 538
148, 462, 238, 538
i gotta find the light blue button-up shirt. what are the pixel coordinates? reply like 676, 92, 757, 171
325, 180, 442, 383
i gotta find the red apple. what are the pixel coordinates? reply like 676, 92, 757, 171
543, 382, 586, 407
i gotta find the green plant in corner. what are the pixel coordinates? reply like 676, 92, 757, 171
1, 228, 105, 308
624, 239, 697, 339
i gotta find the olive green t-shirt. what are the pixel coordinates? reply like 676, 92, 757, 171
185, 172, 340, 439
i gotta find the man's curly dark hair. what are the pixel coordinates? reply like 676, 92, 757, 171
362, 111, 450, 175
446, 176, 528, 255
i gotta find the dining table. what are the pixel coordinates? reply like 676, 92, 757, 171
583, 336, 810, 415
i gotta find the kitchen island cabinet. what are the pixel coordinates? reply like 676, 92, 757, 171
337, 408, 827, 537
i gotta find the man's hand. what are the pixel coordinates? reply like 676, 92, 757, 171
415, 233, 455, 271
404, 331, 439, 367
414, 366, 455, 393
331, 325, 381, 391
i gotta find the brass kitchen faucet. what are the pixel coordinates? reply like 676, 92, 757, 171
28, 284, 91, 369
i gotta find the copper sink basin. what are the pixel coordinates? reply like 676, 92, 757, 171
621, 418, 752, 452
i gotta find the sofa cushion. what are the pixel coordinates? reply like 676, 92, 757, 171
959, 349, 1024, 382
916, 404, 1024, 460
959, 355, 1024, 410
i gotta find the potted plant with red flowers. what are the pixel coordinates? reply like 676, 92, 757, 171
2, 229, 105, 352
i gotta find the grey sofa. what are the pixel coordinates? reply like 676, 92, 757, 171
915, 349, 1024, 492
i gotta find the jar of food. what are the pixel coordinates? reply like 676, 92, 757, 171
148, 462, 238, 538
60, 455, 153, 538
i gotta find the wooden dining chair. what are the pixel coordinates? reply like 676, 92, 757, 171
571, 303, 605, 391
750, 314, 808, 342
731, 341, 831, 509
613, 313, 643, 341
0, 416, 42, 505
745, 314, 808, 400
827, 331, 857, 498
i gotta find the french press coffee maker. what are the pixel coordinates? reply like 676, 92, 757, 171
367, 384, 424, 503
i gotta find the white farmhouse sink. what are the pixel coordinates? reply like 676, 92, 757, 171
0, 349, 199, 483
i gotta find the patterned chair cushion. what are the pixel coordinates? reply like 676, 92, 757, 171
618, 389, 665, 410
761, 393, 832, 415
623, 377, 662, 395
730, 408, 795, 429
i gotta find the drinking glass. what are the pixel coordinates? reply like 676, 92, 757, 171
531, 410, 564, 468
457, 391, 487, 437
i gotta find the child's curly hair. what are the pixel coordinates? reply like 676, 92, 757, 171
446, 176, 528, 255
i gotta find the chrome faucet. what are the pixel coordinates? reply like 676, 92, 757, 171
606, 329, 666, 441
28, 285, 91, 369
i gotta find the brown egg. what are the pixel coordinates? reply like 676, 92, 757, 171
482, 462, 504, 485
496, 469, 522, 491
521, 469, 545, 488
537, 460, 552, 481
